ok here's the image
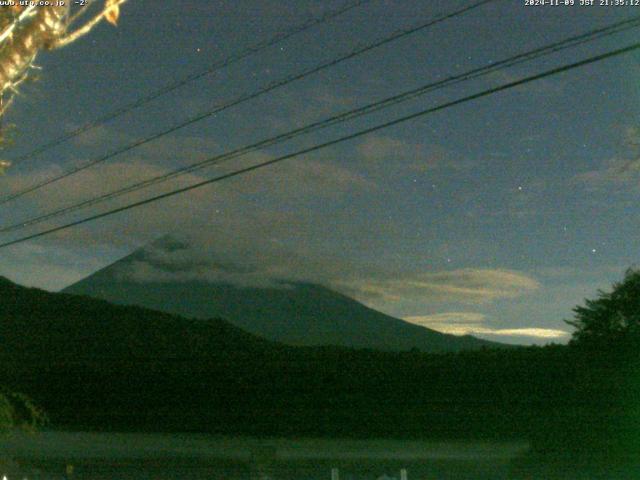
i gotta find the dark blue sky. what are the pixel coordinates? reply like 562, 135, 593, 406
1, 0, 639, 343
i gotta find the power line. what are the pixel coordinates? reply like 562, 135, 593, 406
1, 41, 638, 250
6, 0, 371, 165
0, 0, 497, 206
3, 15, 639, 234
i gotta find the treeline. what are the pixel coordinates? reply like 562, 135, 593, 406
1, 336, 636, 451
0, 275, 637, 457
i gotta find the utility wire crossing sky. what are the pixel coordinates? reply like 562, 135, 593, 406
0, 0, 638, 344
1, 13, 639, 235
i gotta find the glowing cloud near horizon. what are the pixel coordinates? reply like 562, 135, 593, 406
404, 312, 569, 339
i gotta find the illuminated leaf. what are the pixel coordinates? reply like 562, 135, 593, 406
104, 0, 120, 26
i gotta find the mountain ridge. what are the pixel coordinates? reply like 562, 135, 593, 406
0, 274, 543, 438
63, 239, 504, 352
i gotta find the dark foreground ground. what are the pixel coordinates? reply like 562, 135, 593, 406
0, 432, 525, 479
1, 432, 638, 480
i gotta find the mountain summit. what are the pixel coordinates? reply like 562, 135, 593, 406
64, 238, 501, 352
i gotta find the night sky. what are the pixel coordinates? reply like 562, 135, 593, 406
1, 0, 639, 344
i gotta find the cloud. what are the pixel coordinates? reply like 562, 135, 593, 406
620, 125, 640, 153
571, 125, 640, 191
405, 312, 486, 326
2, 125, 537, 315
356, 135, 449, 173
113, 235, 540, 310
358, 136, 422, 162
486, 328, 569, 339
1, 139, 374, 246
241, 156, 376, 196
265, 88, 358, 131
572, 156, 640, 191
108, 232, 367, 290
120, 258, 289, 289
116, 235, 305, 288
404, 312, 569, 340
340, 268, 540, 305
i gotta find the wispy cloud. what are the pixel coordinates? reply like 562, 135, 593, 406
572, 156, 640, 192
405, 312, 486, 326
356, 135, 454, 174
341, 268, 540, 305
571, 124, 640, 192
2, 139, 374, 240
104, 232, 540, 311
404, 312, 569, 339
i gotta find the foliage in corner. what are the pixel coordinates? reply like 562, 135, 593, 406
0, 388, 48, 432
566, 267, 640, 348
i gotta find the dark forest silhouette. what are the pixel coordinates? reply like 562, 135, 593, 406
0, 270, 638, 476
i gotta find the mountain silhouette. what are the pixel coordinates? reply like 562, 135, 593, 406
0, 275, 526, 436
63, 237, 502, 352
0, 274, 275, 361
